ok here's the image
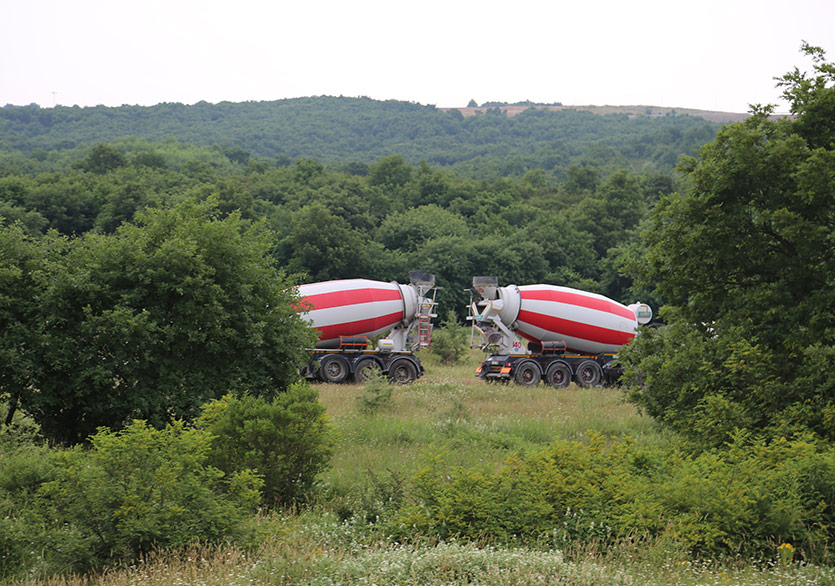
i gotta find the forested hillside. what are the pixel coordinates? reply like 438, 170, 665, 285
0, 97, 719, 178
0, 96, 719, 316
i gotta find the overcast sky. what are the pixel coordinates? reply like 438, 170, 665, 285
2, 0, 833, 113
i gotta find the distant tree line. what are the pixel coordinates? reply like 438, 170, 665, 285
0, 96, 718, 179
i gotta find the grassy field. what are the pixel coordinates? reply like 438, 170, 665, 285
15, 352, 835, 585
319, 350, 664, 496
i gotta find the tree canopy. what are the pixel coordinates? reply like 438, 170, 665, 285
1, 199, 316, 443
622, 43, 835, 449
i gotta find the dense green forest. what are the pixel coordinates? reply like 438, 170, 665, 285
0, 145, 670, 315
0, 97, 718, 178
0, 97, 720, 316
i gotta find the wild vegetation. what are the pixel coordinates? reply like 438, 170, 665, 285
1, 44, 834, 583
3, 360, 835, 584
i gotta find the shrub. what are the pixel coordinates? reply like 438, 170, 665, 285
198, 383, 333, 506
429, 310, 469, 365
393, 433, 835, 563
356, 370, 395, 415
37, 420, 261, 573
0, 435, 60, 580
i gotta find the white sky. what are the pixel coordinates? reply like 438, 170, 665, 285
1, 0, 833, 113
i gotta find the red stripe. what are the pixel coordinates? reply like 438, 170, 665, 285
521, 288, 635, 320
315, 312, 404, 341
303, 287, 402, 311
517, 310, 635, 348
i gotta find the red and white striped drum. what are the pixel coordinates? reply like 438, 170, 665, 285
502, 285, 639, 355
296, 279, 413, 347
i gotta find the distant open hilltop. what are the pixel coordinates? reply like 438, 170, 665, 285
439, 104, 752, 123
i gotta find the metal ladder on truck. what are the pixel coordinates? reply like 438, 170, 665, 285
418, 313, 433, 347
413, 276, 439, 349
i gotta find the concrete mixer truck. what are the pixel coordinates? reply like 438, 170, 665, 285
468, 277, 652, 387
297, 272, 438, 384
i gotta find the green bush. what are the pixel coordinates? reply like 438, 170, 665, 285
0, 435, 60, 580
356, 371, 395, 415
198, 383, 333, 506
36, 420, 261, 573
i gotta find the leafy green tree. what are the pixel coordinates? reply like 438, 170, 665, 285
570, 169, 648, 258
0, 225, 53, 426
20, 172, 102, 234
409, 234, 478, 319
622, 46, 835, 448
277, 203, 375, 282
367, 154, 413, 189
17, 199, 316, 444
524, 212, 597, 289
428, 310, 469, 365
777, 42, 835, 149
75, 143, 127, 174
377, 204, 470, 252
412, 160, 455, 207
92, 178, 159, 233
564, 164, 599, 195
221, 145, 252, 165
0, 201, 47, 234
0, 97, 716, 177
130, 150, 168, 170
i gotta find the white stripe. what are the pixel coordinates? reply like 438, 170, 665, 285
302, 299, 404, 329
521, 284, 616, 301
298, 279, 398, 298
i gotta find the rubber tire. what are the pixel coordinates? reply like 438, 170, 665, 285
354, 359, 382, 382
318, 355, 350, 383
388, 358, 418, 384
514, 361, 541, 387
545, 361, 572, 388
574, 359, 603, 388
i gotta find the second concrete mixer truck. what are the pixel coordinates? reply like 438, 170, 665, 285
468, 276, 652, 387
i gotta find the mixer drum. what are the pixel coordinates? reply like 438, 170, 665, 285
297, 279, 409, 348
512, 285, 639, 355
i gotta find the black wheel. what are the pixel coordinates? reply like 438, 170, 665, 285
388, 358, 418, 384
545, 361, 571, 388
354, 359, 382, 382
574, 360, 603, 388
318, 355, 349, 383
514, 361, 541, 387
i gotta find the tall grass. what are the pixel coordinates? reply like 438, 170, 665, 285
14, 533, 835, 586
319, 349, 664, 495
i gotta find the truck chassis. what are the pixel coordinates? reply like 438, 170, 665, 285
475, 351, 622, 388
305, 341, 424, 384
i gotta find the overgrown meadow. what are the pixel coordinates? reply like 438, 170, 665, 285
8, 350, 834, 586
